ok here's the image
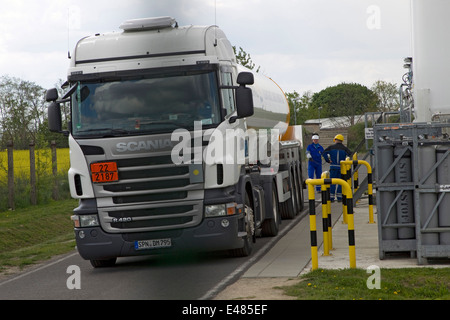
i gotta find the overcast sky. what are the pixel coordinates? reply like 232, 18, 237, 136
0, 0, 412, 94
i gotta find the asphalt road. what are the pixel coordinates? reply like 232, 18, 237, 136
0, 208, 307, 300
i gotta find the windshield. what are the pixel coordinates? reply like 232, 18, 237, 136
71, 70, 221, 137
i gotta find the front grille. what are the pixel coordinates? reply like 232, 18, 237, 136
93, 152, 202, 205
119, 166, 188, 180
105, 179, 190, 192
113, 191, 188, 204
98, 202, 202, 233
111, 216, 192, 229
90, 149, 204, 232
110, 205, 194, 218
116, 155, 173, 167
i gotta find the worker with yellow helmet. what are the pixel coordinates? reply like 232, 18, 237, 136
322, 134, 353, 202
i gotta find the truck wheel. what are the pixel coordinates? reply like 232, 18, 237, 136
261, 182, 280, 237
90, 258, 117, 268
230, 192, 254, 257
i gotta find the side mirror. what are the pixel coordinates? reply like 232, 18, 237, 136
235, 71, 254, 120
237, 72, 254, 85
45, 88, 59, 102
236, 86, 254, 118
48, 102, 62, 133
228, 71, 254, 123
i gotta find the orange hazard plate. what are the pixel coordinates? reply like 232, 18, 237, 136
91, 162, 119, 183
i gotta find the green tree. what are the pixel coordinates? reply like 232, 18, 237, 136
0, 76, 46, 149
311, 82, 379, 126
286, 90, 313, 125
232, 46, 260, 72
371, 80, 400, 112
0, 76, 68, 149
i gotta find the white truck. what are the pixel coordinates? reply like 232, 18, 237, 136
46, 17, 304, 267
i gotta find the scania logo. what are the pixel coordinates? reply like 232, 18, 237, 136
116, 139, 174, 152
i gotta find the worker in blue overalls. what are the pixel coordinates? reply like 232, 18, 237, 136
306, 134, 324, 192
322, 134, 352, 202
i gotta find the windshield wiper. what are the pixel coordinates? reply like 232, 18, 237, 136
139, 120, 186, 128
76, 128, 132, 136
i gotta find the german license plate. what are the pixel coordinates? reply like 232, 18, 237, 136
134, 238, 172, 250
91, 161, 119, 183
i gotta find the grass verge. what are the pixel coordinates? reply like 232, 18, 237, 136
281, 268, 450, 300
0, 198, 78, 274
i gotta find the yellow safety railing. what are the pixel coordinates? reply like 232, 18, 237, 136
340, 159, 375, 224
320, 171, 332, 256
352, 153, 359, 191
306, 178, 356, 270
340, 161, 350, 224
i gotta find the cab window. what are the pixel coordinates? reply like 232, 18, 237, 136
221, 72, 235, 115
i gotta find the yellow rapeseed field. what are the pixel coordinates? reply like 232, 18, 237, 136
0, 148, 70, 180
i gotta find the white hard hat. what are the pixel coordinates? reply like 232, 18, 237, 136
312, 135, 319, 140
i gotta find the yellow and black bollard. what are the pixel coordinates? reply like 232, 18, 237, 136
321, 171, 331, 255
341, 161, 348, 224
307, 183, 319, 270
352, 153, 359, 192
327, 178, 332, 250
343, 179, 356, 269
340, 159, 375, 224
306, 178, 356, 269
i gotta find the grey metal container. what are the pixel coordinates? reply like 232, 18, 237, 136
418, 145, 439, 245
374, 122, 450, 263
394, 147, 415, 239
437, 147, 450, 244
377, 145, 398, 241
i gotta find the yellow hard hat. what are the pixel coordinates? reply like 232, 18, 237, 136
334, 134, 344, 142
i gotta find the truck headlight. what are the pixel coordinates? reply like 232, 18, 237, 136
71, 215, 99, 227
204, 202, 238, 217
205, 204, 226, 217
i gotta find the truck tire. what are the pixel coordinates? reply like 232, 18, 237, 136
229, 192, 254, 257
90, 258, 117, 268
261, 182, 280, 237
